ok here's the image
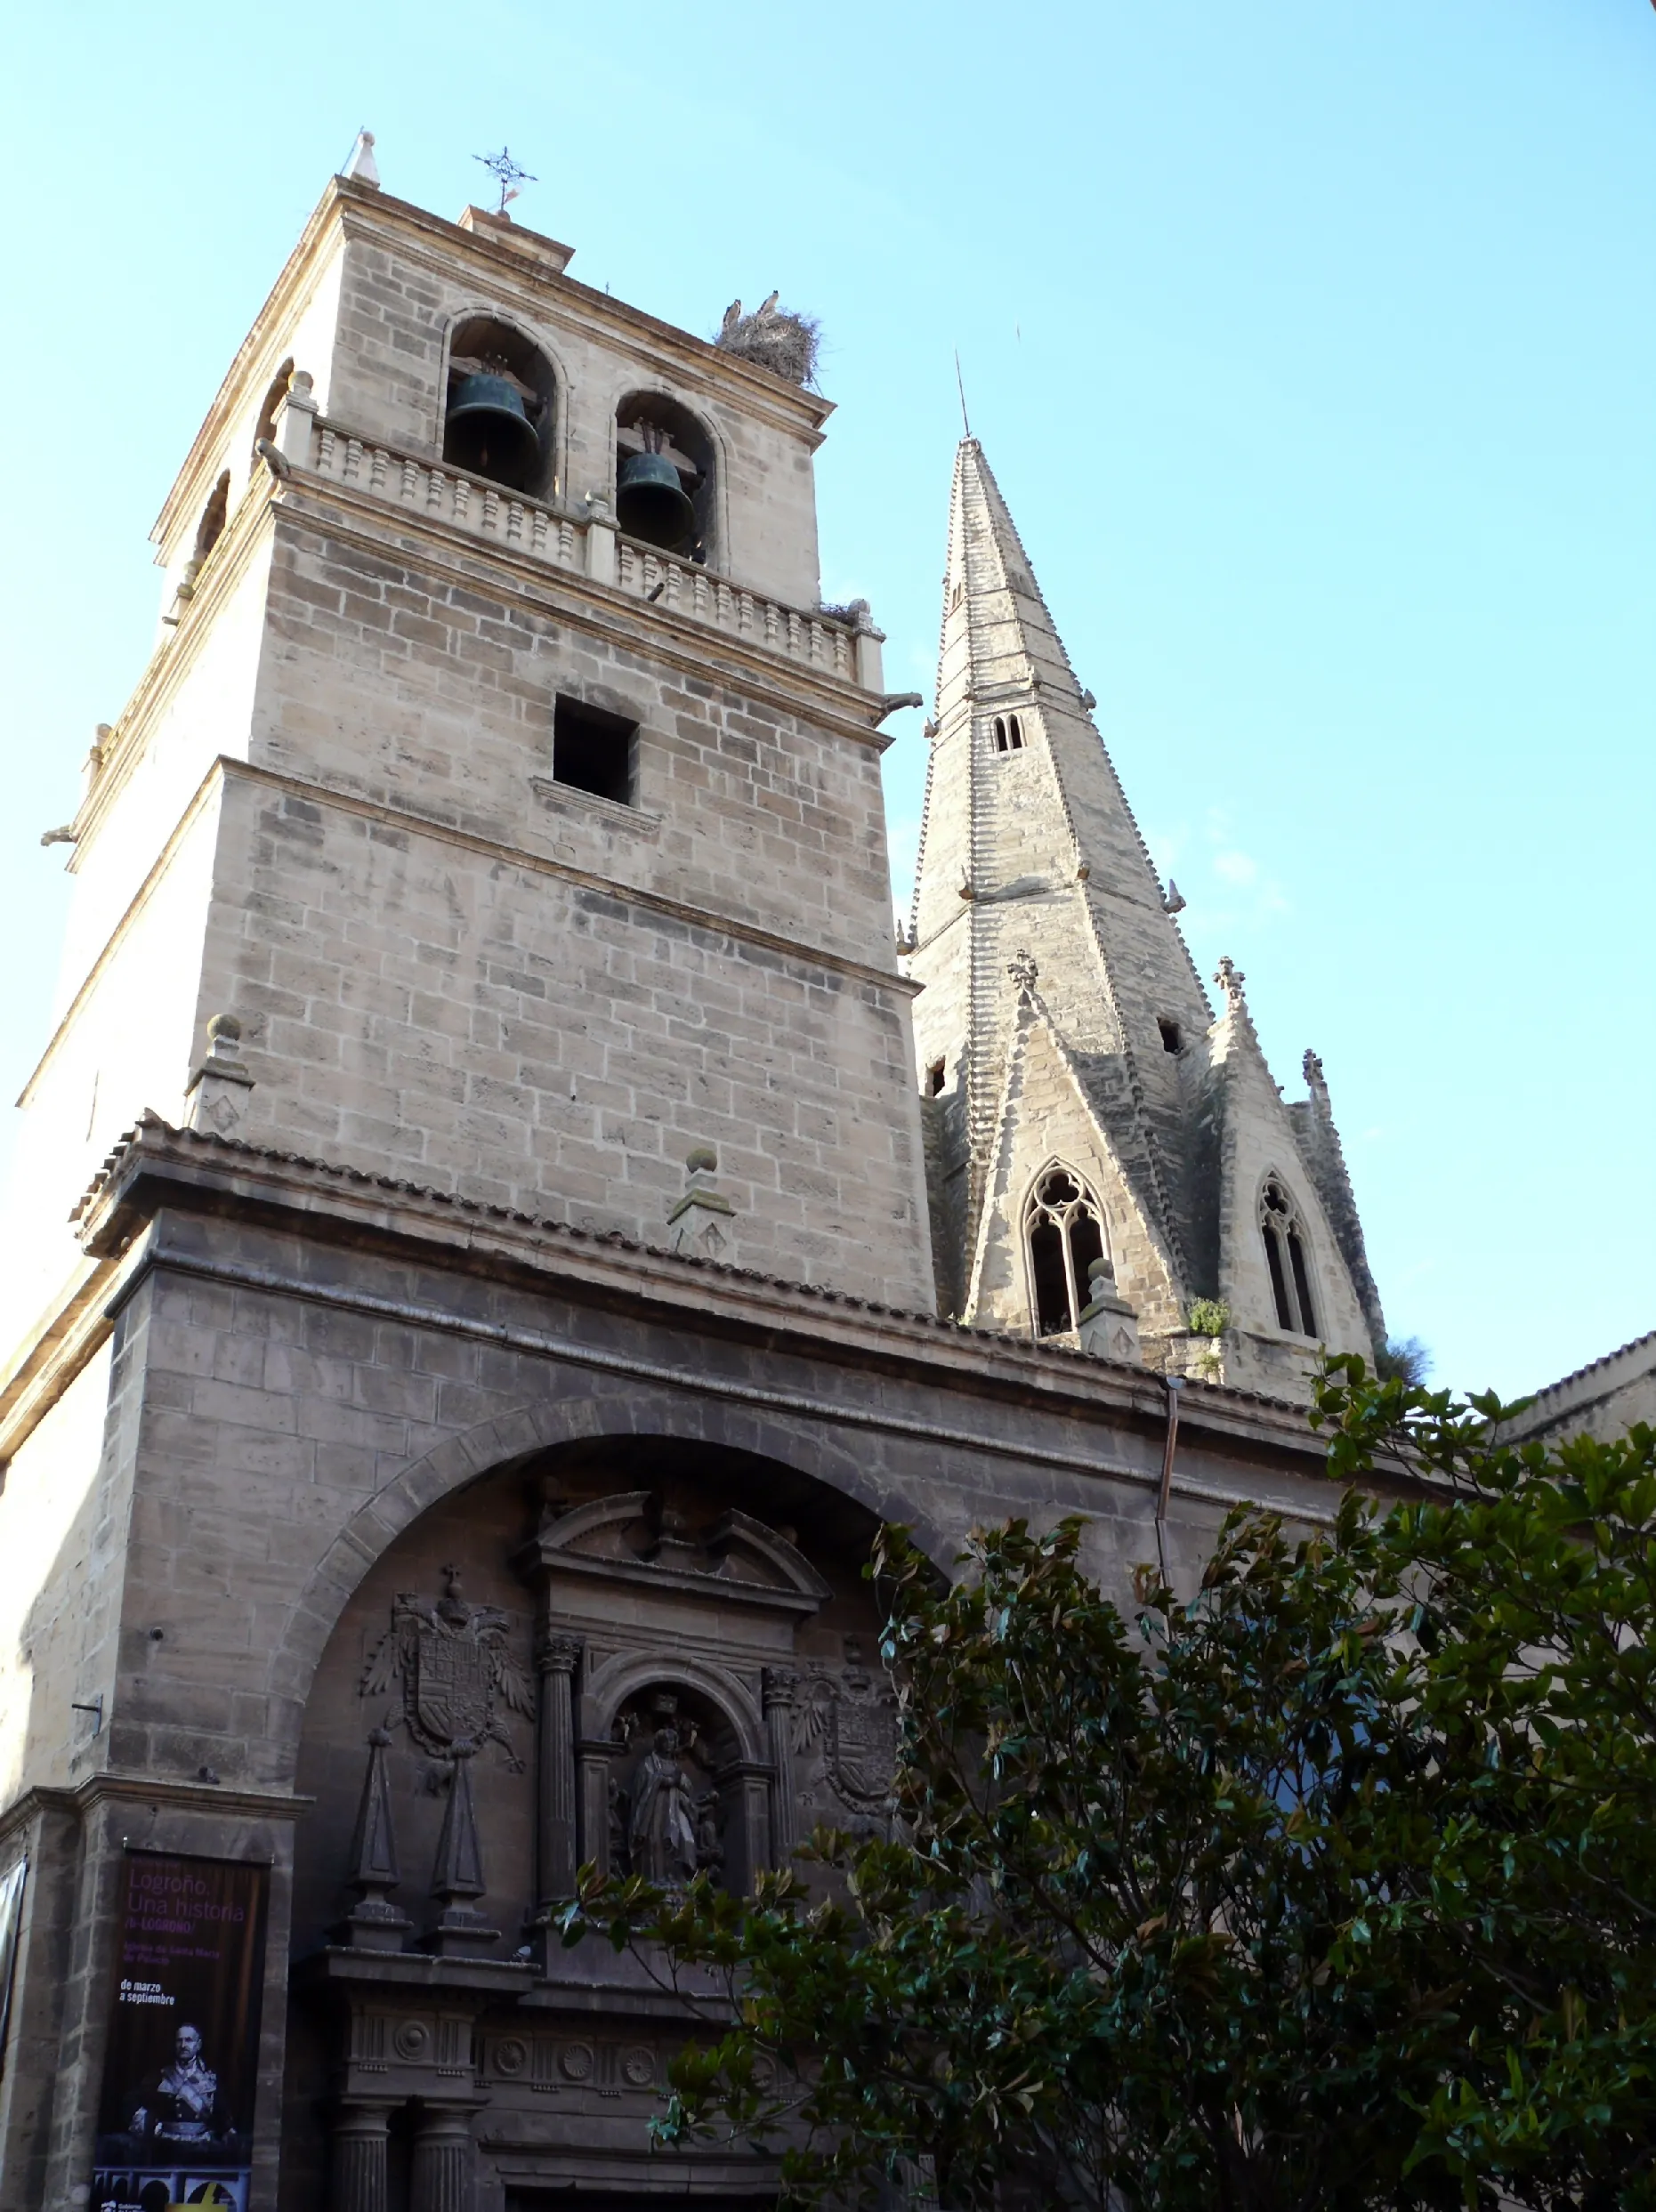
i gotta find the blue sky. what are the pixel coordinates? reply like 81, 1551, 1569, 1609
0, 2, 1651, 1398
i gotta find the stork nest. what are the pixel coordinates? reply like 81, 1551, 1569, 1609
715, 300, 822, 388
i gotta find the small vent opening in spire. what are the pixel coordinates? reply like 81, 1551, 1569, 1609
1158, 1017, 1183, 1054
925, 1057, 946, 1097
991, 714, 1025, 755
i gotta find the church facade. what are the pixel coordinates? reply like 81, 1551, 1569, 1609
0, 162, 1384, 2212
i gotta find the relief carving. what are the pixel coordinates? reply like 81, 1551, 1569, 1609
795, 1639, 900, 1825
610, 1691, 726, 1887
360, 1565, 533, 1770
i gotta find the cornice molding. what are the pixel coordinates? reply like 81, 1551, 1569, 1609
0, 1772, 313, 1848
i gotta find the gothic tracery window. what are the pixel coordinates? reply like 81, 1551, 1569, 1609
1259, 1177, 1318, 1336
1024, 1167, 1107, 1336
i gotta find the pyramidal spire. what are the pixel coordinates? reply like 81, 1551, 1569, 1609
909, 440, 1214, 1312
906, 438, 1385, 1387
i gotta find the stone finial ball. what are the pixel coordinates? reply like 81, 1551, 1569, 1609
1087, 1255, 1115, 1285
685, 1144, 718, 1175
206, 1012, 243, 1047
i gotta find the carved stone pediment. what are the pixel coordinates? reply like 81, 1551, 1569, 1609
515, 1490, 829, 1618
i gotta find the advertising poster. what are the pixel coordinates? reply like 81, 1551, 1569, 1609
0, 1855, 26, 2077
91, 1853, 269, 2212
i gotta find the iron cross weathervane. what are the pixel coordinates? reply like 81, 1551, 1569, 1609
473, 146, 537, 216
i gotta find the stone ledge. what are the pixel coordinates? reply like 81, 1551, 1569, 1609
71, 1116, 1335, 1459
527, 776, 662, 840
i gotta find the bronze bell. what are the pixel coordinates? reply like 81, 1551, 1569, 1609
444, 372, 540, 491
616, 450, 695, 553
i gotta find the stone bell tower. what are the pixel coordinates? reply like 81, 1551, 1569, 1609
0, 157, 1380, 2212
909, 438, 1387, 1396
0, 168, 930, 1364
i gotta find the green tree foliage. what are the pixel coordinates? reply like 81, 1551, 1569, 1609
563, 1363, 1656, 2209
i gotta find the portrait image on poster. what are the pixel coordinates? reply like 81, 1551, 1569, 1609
91, 1853, 268, 2212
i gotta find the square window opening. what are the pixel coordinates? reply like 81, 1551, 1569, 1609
553, 696, 637, 806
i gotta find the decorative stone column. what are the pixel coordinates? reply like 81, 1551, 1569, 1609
852, 598, 886, 692
723, 1759, 776, 1893
330, 2096, 395, 2212
275, 367, 318, 465
666, 1144, 737, 1263
1077, 1258, 1142, 1368
578, 1737, 626, 1875
410, 2099, 478, 2212
426, 1751, 500, 1957
183, 1012, 255, 1137
762, 1667, 799, 1864
585, 491, 617, 585
335, 1725, 412, 1950
534, 1630, 582, 1908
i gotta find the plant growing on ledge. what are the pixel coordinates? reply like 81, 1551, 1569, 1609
1374, 1334, 1432, 1386
1186, 1296, 1230, 1336
563, 1361, 1656, 2211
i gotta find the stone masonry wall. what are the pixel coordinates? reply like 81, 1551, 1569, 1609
199, 770, 932, 1300
0, 1344, 118, 1805
86, 1209, 1329, 1800
1, 791, 224, 1349
251, 510, 895, 970
171, 505, 935, 1304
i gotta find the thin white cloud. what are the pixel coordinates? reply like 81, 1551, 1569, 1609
1212, 848, 1259, 888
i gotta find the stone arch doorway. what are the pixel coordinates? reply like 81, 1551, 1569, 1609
280, 1434, 895, 2212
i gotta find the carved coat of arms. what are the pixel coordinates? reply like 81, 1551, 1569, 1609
360, 1566, 532, 1770
796, 1643, 900, 1815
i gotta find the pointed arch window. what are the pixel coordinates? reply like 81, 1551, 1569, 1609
1024, 1167, 1106, 1336
992, 714, 1025, 755
1259, 1177, 1318, 1336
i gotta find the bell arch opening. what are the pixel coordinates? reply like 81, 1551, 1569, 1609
252, 356, 295, 459
193, 469, 231, 565
614, 391, 715, 562
441, 313, 556, 496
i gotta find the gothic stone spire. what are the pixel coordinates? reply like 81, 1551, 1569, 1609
907, 440, 1383, 1391
909, 439, 1213, 1331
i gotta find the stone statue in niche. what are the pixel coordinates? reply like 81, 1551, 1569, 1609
795, 1637, 900, 1827
359, 1565, 533, 1770
611, 1691, 724, 1886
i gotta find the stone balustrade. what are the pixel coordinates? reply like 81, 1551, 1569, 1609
302, 416, 875, 686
